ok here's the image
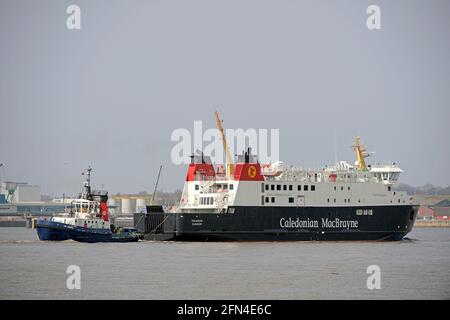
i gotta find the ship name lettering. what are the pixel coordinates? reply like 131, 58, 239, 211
280, 218, 318, 228
321, 218, 358, 229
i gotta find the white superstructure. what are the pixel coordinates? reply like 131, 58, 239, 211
179, 137, 414, 213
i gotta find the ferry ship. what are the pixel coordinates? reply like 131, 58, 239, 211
136, 136, 418, 241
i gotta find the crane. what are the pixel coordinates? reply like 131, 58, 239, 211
151, 165, 163, 205
214, 111, 234, 178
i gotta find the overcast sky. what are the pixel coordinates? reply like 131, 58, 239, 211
0, 0, 449, 196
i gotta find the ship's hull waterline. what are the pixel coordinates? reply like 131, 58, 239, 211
136, 205, 419, 241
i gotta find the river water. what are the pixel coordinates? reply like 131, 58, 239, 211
0, 227, 449, 299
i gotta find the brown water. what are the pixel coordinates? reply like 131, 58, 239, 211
0, 227, 449, 299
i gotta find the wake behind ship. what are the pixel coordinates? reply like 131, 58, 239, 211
136, 135, 418, 241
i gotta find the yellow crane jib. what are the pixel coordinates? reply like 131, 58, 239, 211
353, 136, 370, 171
214, 111, 235, 177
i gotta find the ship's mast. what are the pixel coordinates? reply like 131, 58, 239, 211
81, 166, 92, 199
353, 136, 369, 171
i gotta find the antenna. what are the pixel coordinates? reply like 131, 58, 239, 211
81, 166, 93, 199
334, 131, 338, 165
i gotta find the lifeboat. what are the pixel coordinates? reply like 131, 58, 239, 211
261, 161, 284, 177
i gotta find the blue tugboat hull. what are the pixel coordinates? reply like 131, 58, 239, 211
36, 219, 141, 243
35, 220, 71, 241
68, 226, 141, 243
68, 227, 112, 243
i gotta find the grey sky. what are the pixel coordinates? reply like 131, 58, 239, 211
0, 0, 449, 196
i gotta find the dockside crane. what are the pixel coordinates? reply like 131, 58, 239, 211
214, 111, 234, 178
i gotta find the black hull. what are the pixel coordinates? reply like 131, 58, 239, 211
135, 205, 418, 242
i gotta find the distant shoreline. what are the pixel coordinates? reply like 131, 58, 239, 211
414, 220, 450, 228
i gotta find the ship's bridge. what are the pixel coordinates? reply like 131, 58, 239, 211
71, 199, 98, 216
369, 164, 403, 184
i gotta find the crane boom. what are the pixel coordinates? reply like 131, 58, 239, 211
214, 111, 234, 177
151, 165, 163, 204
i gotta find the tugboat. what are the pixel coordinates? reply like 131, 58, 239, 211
36, 167, 142, 243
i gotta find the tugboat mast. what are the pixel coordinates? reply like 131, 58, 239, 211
81, 166, 92, 199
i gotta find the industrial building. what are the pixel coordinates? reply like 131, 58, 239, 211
417, 199, 450, 221
0, 181, 66, 219
0, 181, 41, 203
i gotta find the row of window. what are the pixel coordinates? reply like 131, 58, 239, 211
75, 219, 105, 225
200, 197, 215, 205
327, 198, 353, 203
265, 197, 359, 204
264, 197, 296, 204
195, 184, 234, 191
334, 186, 351, 191
263, 197, 407, 205
264, 184, 316, 192
356, 209, 373, 216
